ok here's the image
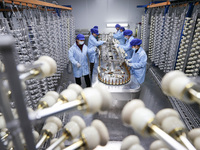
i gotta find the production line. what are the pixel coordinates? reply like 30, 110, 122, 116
0, 0, 200, 150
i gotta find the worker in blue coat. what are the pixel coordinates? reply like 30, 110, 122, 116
93, 26, 99, 40
68, 34, 91, 87
93, 26, 98, 29
115, 30, 134, 59
128, 38, 147, 84
113, 26, 125, 45
88, 28, 105, 77
114, 24, 121, 34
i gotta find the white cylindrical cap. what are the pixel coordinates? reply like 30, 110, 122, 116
67, 84, 83, 95
34, 60, 51, 77
82, 88, 102, 113
155, 108, 179, 125
161, 71, 186, 95
45, 91, 59, 100
169, 76, 190, 99
42, 122, 58, 135
188, 128, 200, 141
64, 121, 80, 138
0, 116, 6, 129
40, 95, 57, 107
121, 100, 145, 125
121, 135, 140, 150
39, 56, 57, 75
194, 136, 200, 150
131, 108, 155, 133
45, 116, 62, 129
33, 130, 40, 142
60, 89, 78, 102
91, 120, 109, 146
70, 116, 86, 131
93, 83, 112, 111
149, 140, 169, 150
82, 126, 100, 149
128, 144, 145, 150
161, 116, 185, 134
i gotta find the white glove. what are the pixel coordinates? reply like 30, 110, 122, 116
103, 41, 107, 43
127, 59, 132, 62
77, 63, 81, 68
114, 44, 119, 47
128, 62, 133, 67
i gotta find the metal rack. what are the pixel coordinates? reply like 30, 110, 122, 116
0, 0, 75, 149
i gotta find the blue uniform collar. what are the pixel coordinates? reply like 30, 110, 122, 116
133, 47, 143, 54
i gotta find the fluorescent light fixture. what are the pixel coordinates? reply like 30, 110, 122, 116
106, 23, 129, 28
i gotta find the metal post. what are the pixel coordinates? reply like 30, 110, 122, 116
0, 35, 36, 150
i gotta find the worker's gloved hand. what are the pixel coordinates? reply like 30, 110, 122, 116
128, 62, 133, 67
103, 41, 107, 44
127, 59, 132, 63
114, 44, 119, 47
77, 63, 81, 68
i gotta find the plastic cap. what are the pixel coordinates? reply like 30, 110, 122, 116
93, 83, 112, 111
121, 100, 145, 125
121, 135, 140, 150
82, 88, 102, 113
82, 126, 100, 149
131, 107, 155, 134
91, 120, 109, 146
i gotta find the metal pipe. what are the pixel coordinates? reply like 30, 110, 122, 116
29, 99, 84, 121
148, 123, 188, 150
63, 140, 84, 150
46, 134, 68, 150
0, 35, 36, 150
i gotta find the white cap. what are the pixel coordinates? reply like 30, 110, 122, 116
128, 144, 145, 150
67, 84, 83, 95
38, 56, 57, 75
45, 91, 59, 100
0, 116, 6, 129
121, 135, 140, 150
93, 83, 112, 111
42, 122, 58, 135
188, 128, 200, 141
121, 100, 145, 125
40, 95, 57, 107
33, 130, 40, 142
131, 107, 155, 134
82, 88, 102, 113
60, 89, 78, 102
82, 126, 100, 149
91, 120, 109, 146
45, 116, 62, 129
150, 140, 169, 150
64, 121, 80, 138
169, 76, 190, 99
161, 70, 186, 96
161, 116, 185, 134
194, 136, 200, 150
34, 60, 52, 77
155, 108, 179, 125
70, 116, 86, 131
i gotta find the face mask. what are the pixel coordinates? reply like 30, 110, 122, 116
79, 41, 84, 45
132, 48, 136, 51
124, 37, 128, 40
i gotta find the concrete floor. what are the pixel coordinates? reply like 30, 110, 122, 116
63, 64, 173, 149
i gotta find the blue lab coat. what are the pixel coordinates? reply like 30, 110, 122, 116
68, 43, 89, 78
118, 36, 134, 59
113, 31, 125, 45
88, 35, 104, 63
129, 47, 147, 84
